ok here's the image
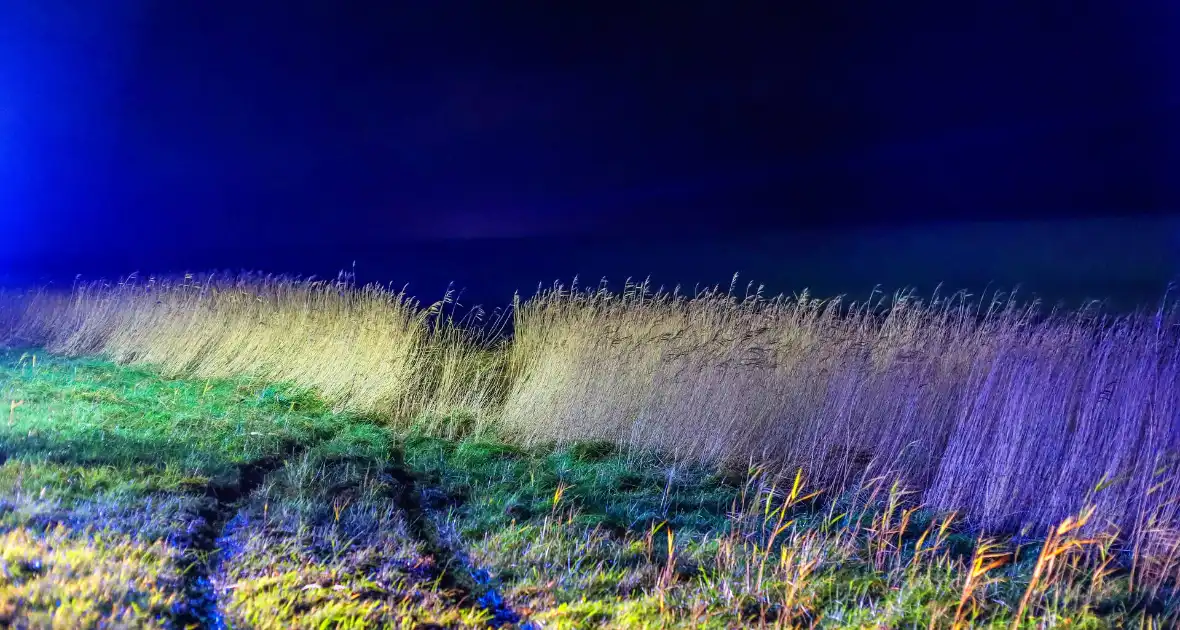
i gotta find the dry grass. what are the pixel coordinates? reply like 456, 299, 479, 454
505, 279, 1180, 538
2, 273, 504, 429
2, 272, 1179, 542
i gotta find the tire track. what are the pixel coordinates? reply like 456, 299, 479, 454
170, 448, 303, 630
386, 447, 531, 628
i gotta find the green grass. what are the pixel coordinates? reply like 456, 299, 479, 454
0, 525, 180, 629
0, 351, 488, 628
217, 455, 492, 629
401, 436, 1178, 628
0, 351, 346, 483
403, 436, 740, 537
0, 350, 1176, 628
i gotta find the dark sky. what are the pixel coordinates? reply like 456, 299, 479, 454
2, 2, 1180, 287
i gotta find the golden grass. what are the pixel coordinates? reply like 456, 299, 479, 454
505, 279, 1180, 538
2, 273, 503, 427
3, 272, 1178, 541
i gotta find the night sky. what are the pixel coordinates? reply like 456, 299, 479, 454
3, 2, 1179, 307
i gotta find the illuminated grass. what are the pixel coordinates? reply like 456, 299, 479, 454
0, 351, 348, 484
504, 281, 1180, 537
0, 271, 1179, 627
218, 456, 493, 629
5, 274, 1179, 538
0, 525, 180, 629
403, 436, 1179, 628
0, 352, 487, 627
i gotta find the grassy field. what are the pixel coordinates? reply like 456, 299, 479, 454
0, 274, 1177, 627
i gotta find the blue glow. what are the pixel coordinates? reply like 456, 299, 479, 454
0, 1, 145, 260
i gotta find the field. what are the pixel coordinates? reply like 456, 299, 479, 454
0, 273, 1176, 628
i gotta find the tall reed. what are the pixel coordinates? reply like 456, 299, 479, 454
503, 279, 1180, 535
2, 272, 1178, 537
2, 273, 503, 426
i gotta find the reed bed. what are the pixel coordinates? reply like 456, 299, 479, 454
2, 273, 1178, 539
1, 273, 504, 427
507, 279, 1180, 536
